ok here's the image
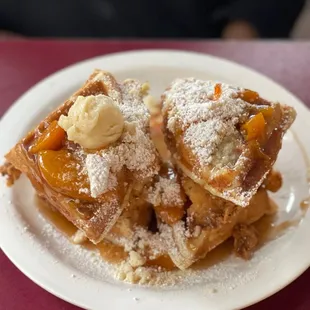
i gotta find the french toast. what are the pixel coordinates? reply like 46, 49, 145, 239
0, 73, 296, 283
1, 70, 160, 244
161, 78, 296, 207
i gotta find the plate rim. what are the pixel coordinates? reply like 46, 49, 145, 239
0, 49, 310, 310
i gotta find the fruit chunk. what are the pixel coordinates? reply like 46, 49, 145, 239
242, 112, 266, 141
30, 121, 66, 153
213, 83, 222, 100
154, 205, 184, 225
260, 106, 274, 118
38, 150, 93, 201
240, 89, 259, 103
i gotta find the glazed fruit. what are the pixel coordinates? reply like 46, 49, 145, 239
242, 112, 266, 141
30, 121, 66, 153
239, 89, 259, 103
38, 150, 93, 201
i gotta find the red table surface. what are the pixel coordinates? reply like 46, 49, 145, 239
0, 40, 310, 310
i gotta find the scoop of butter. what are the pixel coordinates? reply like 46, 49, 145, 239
58, 95, 124, 149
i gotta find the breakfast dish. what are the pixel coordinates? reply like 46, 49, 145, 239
0, 71, 296, 283
1, 50, 309, 310
161, 78, 296, 207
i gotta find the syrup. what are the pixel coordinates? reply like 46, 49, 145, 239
36, 196, 127, 264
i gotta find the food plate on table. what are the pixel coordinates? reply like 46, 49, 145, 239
0, 50, 309, 310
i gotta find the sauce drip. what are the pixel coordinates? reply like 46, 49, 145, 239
36, 196, 127, 264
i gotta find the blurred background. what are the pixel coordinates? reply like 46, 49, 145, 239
0, 0, 309, 39
292, 0, 310, 38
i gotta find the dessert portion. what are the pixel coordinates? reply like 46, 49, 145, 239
161, 78, 296, 207
1, 70, 160, 243
0, 74, 295, 284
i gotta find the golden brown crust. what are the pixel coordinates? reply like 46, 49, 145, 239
161, 177, 274, 270
0, 161, 21, 186
161, 79, 296, 207
1, 75, 288, 274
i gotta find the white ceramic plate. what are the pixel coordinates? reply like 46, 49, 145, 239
0, 50, 310, 310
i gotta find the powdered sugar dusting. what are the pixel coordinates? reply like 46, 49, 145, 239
148, 177, 184, 206
164, 78, 250, 166
165, 78, 248, 128
40, 216, 118, 281
184, 120, 241, 166
83, 77, 159, 193
104, 124, 158, 179
86, 154, 112, 198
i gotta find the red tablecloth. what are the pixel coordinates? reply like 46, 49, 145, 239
0, 40, 309, 310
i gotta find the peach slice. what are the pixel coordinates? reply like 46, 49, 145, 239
242, 112, 266, 141
38, 150, 93, 201
30, 121, 66, 153
239, 89, 259, 103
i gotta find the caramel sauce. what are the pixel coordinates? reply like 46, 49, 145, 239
84, 241, 128, 264
192, 240, 233, 270
254, 213, 299, 245
146, 255, 175, 270
36, 196, 127, 265
36, 196, 77, 237
253, 214, 275, 243
35, 196, 300, 271
36, 195, 233, 269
